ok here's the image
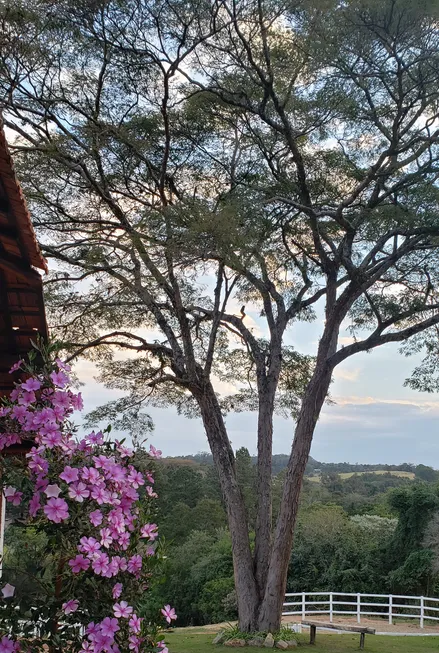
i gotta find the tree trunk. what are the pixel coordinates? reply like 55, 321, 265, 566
257, 357, 334, 631
196, 381, 260, 630
254, 378, 275, 598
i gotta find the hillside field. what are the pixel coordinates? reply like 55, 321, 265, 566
307, 470, 416, 482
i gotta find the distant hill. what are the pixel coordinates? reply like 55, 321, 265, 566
162, 452, 437, 481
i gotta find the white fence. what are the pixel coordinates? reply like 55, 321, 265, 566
282, 592, 439, 628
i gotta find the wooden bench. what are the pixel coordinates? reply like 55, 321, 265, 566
302, 621, 376, 649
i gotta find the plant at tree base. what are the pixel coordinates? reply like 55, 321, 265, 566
0, 351, 175, 653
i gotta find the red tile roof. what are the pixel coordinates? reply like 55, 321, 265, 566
0, 115, 48, 273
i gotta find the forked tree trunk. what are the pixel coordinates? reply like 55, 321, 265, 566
254, 379, 275, 597
195, 320, 337, 632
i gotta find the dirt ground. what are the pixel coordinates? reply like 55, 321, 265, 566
283, 614, 439, 634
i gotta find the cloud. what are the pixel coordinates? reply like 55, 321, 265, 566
338, 336, 356, 345
333, 395, 439, 412
333, 367, 361, 382
311, 395, 439, 465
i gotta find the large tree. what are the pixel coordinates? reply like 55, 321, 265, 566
1, 0, 439, 631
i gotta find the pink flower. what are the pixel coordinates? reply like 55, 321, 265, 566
116, 440, 133, 458
157, 641, 169, 653
128, 635, 141, 652
149, 444, 162, 459
87, 430, 104, 445
92, 552, 109, 576
69, 482, 90, 502
0, 636, 19, 653
78, 537, 101, 556
82, 467, 101, 483
51, 390, 71, 409
113, 600, 133, 618
60, 466, 79, 483
86, 622, 100, 636
100, 617, 120, 637
129, 614, 142, 633
140, 523, 158, 541
89, 509, 103, 527
29, 492, 41, 516
18, 390, 36, 406
41, 431, 62, 448
69, 555, 90, 573
70, 391, 83, 410
127, 469, 144, 488
92, 454, 109, 469
11, 405, 27, 421
161, 605, 177, 624
9, 359, 23, 373
1, 583, 15, 598
100, 527, 113, 548
4, 486, 23, 506
112, 583, 123, 599
91, 485, 109, 504
118, 532, 130, 549
21, 378, 41, 392
45, 484, 61, 498
55, 357, 71, 372
44, 497, 69, 523
112, 556, 128, 572
146, 486, 158, 498
127, 554, 142, 575
62, 599, 79, 614
50, 370, 69, 387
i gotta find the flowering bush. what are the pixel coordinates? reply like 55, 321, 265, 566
0, 351, 175, 653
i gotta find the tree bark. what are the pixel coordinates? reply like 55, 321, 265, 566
253, 376, 275, 598
196, 381, 260, 630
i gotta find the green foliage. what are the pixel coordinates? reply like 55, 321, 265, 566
288, 505, 394, 594
156, 530, 235, 626
3, 526, 54, 599
198, 577, 236, 624
387, 485, 439, 558
155, 462, 226, 542
235, 448, 257, 527
415, 465, 439, 483
385, 484, 439, 593
389, 550, 435, 596
217, 623, 297, 643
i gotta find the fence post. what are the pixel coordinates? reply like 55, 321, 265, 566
357, 593, 361, 624
302, 592, 306, 620
329, 592, 333, 623
420, 596, 424, 629
389, 595, 393, 625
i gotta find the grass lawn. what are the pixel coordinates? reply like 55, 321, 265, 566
166, 630, 439, 653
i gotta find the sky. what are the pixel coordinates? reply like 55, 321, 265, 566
73, 310, 439, 468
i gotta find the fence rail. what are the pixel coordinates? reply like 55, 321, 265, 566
282, 592, 439, 628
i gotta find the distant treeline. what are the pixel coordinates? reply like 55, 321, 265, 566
164, 452, 434, 478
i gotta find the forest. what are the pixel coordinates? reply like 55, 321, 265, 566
5, 449, 439, 627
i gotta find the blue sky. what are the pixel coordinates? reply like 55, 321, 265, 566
74, 311, 439, 467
